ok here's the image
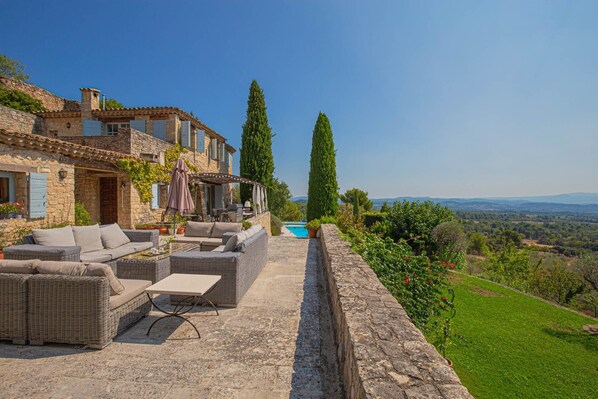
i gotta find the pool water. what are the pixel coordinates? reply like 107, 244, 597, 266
284, 222, 309, 238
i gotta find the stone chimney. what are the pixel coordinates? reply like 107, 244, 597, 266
80, 88, 100, 120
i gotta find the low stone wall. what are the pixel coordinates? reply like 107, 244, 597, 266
319, 224, 473, 399
0, 105, 43, 134
247, 212, 271, 236
0, 77, 79, 112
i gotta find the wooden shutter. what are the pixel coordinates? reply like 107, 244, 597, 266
196, 129, 205, 153
82, 120, 102, 136
150, 183, 159, 209
153, 120, 167, 141
180, 121, 191, 148
225, 151, 231, 167
28, 173, 47, 218
219, 143, 226, 161
210, 139, 218, 160
130, 120, 146, 133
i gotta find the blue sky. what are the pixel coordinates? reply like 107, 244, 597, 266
1, 0, 597, 198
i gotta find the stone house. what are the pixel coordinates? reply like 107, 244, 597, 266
0, 79, 237, 244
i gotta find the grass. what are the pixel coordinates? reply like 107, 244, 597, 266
428, 273, 598, 399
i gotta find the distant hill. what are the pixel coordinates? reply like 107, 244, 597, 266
291, 193, 598, 215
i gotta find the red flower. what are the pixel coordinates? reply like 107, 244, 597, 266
428, 280, 433, 285
450, 263, 455, 268
404, 274, 410, 284
441, 297, 448, 301
403, 257, 410, 261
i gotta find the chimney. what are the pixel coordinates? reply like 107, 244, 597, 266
80, 87, 101, 120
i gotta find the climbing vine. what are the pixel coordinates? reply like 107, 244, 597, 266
118, 144, 199, 203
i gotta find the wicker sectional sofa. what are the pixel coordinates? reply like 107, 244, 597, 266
3, 224, 159, 272
0, 259, 151, 349
173, 221, 243, 251
170, 226, 268, 306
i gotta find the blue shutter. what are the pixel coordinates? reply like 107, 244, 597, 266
180, 121, 191, 148
225, 151, 231, 167
210, 139, 218, 160
153, 120, 167, 141
28, 173, 47, 218
196, 129, 205, 152
82, 120, 102, 136
130, 120, 146, 133
150, 184, 159, 209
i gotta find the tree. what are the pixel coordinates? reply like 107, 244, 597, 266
340, 188, 373, 211
307, 112, 338, 221
431, 220, 468, 265
0, 53, 30, 81
0, 87, 44, 112
104, 98, 124, 109
353, 194, 360, 221
574, 253, 598, 291
468, 232, 489, 255
239, 80, 274, 202
279, 201, 303, 222
268, 178, 292, 218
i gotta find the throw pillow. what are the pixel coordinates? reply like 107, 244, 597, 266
211, 222, 242, 238
222, 233, 239, 252
84, 263, 125, 295
99, 224, 131, 249
0, 259, 41, 274
72, 225, 104, 253
31, 226, 76, 247
185, 221, 214, 237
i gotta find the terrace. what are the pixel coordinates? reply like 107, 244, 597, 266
0, 229, 470, 398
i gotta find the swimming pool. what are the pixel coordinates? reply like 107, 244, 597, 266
284, 222, 309, 238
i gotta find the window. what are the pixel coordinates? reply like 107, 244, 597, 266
0, 172, 15, 203
105, 122, 130, 136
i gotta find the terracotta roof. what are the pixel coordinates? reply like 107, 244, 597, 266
0, 129, 134, 165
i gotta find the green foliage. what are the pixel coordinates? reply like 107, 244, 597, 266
242, 220, 252, 230
240, 80, 274, 202
0, 53, 30, 81
352, 194, 360, 221
468, 232, 489, 255
345, 228, 450, 328
340, 188, 373, 211
431, 220, 468, 269
482, 243, 531, 290
428, 288, 457, 358
574, 253, 598, 291
0, 86, 45, 112
74, 202, 92, 226
381, 200, 455, 254
231, 184, 241, 204
104, 98, 124, 109
363, 211, 387, 228
270, 214, 283, 236
305, 218, 321, 231
268, 178, 291, 218
529, 263, 585, 305
279, 200, 303, 222
306, 112, 338, 221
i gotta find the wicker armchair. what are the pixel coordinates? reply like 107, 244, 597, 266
0, 273, 31, 344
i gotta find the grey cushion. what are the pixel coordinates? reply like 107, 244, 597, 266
0, 259, 41, 274
3, 244, 80, 257
72, 225, 103, 253
109, 279, 151, 309
80, 242, 154, 262
173, 236, 221, 245
31, 226, 76, 247
212, 245, 226, 253
245, 224, 262, 237
185, 221, 214, 237
84, 263, 125, 295
235, 229, 266, 253
210, 222, 242, 238
37, 261, 125, 295
79, 252, 112, 263
222, 233, 240, 252
100, 224, 131, 249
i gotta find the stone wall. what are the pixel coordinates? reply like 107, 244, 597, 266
0, 143, 75, 246
0, 105, 43, 134
319, 224, 473, 399
247, 212, 272, 236
0, 77, 79, 111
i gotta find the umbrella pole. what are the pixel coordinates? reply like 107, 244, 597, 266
173, 213, 177, 237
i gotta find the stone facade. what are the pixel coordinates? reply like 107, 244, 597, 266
0, 143, 75, 246
0, 105, 43, 135
247, 211, 272, 236
0, 77, 79, 111
319, 224, 473, 399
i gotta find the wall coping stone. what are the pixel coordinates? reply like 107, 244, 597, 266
320, 224, 474, 399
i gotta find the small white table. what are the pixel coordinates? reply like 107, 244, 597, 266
145, 273, 221, 338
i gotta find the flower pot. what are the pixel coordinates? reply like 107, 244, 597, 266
15, 214, 22, 219
0, 251, 4, 260
158, 226, 169, 235
308, 228, 317, 238
176, 227, 186, 234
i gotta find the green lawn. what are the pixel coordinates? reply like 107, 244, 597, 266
429, 273, 598, 399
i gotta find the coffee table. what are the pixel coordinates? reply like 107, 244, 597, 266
145, 273, 221, 338
116, 242, 200, 283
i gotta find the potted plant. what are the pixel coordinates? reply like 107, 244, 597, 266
0, 202, 22, 219
176, 218, 187, 235
305, 219, 321, 238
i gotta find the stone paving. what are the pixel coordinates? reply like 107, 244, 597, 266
0, 237, 342, 399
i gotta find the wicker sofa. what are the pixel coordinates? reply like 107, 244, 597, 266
170, 226, 268, 306
0, 259, 151, 349
173, 221, 242, 251
3, 224, 159, 272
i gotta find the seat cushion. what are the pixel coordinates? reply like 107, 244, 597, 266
72, 225, 103, 253
185, 221, 214, 237
0, 259, 41, 274
212, 245, 226, 252
173, 236, 205, 244
79, 252, 112, 263
109, 279, 152, 310
31, 226, 76, 247
210, 222, 242, 238
37, 261, 125, 295
100, 224, 131, 249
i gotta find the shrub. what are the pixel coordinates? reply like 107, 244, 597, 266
270, 214, 283, 236
242, 220, 252, 230
482, 244, 531, 290
363, 211, 387, 228
305, 219, 321, 231
431, 220, 468, 269
0, 86, 45, 112
74, 202, 92, 226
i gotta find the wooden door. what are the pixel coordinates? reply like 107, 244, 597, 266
100, 177, 118, 224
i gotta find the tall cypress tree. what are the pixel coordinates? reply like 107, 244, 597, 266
239, 80, 274, 202
307, 112, 338, 221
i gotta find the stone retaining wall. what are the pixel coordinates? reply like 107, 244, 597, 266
319, 224, 473, 399
247, 212, 271, 236
0, 77, 79, 111
0, 105, 43, 134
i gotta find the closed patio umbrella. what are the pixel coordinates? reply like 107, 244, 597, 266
164, 158, 195, 235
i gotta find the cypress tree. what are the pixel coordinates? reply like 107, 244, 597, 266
307, 112, 338, 221
239, 80, 274, 202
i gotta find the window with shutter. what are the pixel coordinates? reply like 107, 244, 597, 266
130, 120, 146, 133
180, 121, 191, 148
28, 173, 47, 218
82, 120, 102, 136
153, 120, 167, 141
219, 143, 226, 162
196, 129, 205, 153
210, 139, 218, 160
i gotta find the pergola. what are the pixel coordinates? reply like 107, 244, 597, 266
190, 173, 268, 214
